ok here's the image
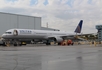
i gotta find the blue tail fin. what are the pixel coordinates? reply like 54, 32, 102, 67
74, 20, 83, 33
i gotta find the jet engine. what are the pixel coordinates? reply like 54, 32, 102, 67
54, 37, 63, 42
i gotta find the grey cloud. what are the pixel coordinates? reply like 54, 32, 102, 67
0, 7, 48, 18
52, 7, 102, 22
31, 9, 47, 15
31, 8, 48, 18
52, 9, 81, 20
0, 7, 27, 14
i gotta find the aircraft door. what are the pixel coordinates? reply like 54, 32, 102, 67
13, 30, 18, 36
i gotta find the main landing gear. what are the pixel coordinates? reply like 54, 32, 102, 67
46, 40, 51, 45
1, 39, 27, 46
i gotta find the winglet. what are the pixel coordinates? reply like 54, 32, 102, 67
74, 20, 83, 33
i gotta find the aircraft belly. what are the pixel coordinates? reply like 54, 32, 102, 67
4, 35, 46, 39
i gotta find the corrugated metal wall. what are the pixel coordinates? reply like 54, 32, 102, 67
0, 12, 41, 35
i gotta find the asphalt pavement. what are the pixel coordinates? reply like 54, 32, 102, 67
0, 44, 102, 70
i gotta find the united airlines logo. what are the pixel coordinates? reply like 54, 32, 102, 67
20, 30, 32, 34
76, 26, 81, 33
75, 26, 81, 33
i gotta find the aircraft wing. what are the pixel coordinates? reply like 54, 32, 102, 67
44, 33, 97, 40
44, 34, 76, 39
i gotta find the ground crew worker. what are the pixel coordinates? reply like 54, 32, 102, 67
67, 39, 73, 45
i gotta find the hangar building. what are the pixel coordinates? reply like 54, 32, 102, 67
0, 12, 59, 36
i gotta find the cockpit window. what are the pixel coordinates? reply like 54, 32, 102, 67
5, 32, 12, 34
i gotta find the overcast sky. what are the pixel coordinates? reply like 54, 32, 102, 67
0, 0, 102, 33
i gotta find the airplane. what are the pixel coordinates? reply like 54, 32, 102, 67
1, 20, 83, 46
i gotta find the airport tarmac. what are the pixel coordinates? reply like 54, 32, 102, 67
0, 44, 102, 70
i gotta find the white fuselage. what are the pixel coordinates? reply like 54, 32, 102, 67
2, 29, 76, 40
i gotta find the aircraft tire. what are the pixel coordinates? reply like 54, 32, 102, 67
46, 43, 50, 45
3, 42, 6, 46
67, 43, 69, 46
46, 43, 48, 45
58, 42, 61, 45
48, 43, 51, 45
14, 44, 17, 46
19, 44, 22, 46
72, 43, 73, 45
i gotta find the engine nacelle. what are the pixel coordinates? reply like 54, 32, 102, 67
54, 37, 63, 42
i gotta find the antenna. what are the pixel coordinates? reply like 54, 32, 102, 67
46, 22, 48, 28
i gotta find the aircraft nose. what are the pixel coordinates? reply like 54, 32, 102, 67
1, 34, 6, 38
